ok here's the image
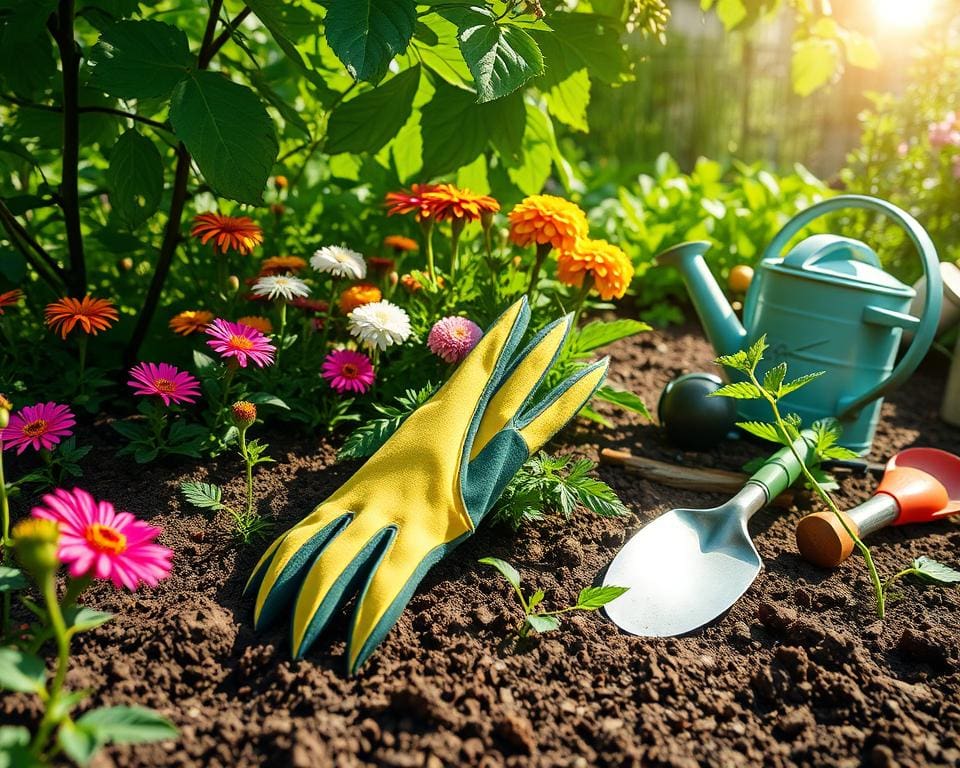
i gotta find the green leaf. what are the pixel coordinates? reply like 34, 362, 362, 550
245, 392, 290, 410
76, 706, 178, 745
779, 371, 825, 397
527, 589, 545, 611
537, 13, 627, 85
450, 8, 543, 102
107, 129, 163, 229
709, 381, 764, 400
0, 648, 45, 693
325, 0, 416, 84
169, 71, 279, 205
745, 336, 769, 369
792, 36, 839, 97
88, 19, 191, 99
478, 556, 520, 590
192, 350, 215, 372
843, 30, 880, 70
576, 585, 629, 610
180, 482, 225, 511
762, 363, 787, 396
715, 0, 747, 30
593, 386, 650, 420
910, 557, 960, 585
57, 721, 99, 766
0, 725, 38, 768
736, 420, 783, 444
524, 613, 560, 634
0, 566, 26, 593
543, 67, 590, 132
574, 319, 650, 352
326, 66, 420, 154
64, 606, 114, 634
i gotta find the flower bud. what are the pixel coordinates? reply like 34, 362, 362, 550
270, 203, 285, 216
231, 400, 257, 428
227, 275, 240, 292
13, 518, 60, 577
389, 271, 399, 288
0, 393, 11, 430
118, 257, 134, 272
274, 175, 289, 190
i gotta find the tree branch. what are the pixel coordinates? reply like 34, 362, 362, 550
0, 200, 67, 293
1, 93, 172, 132
52, 0, 85, 296
199, 6, 251, 68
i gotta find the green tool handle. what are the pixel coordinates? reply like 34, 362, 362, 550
745, 430, 816, 503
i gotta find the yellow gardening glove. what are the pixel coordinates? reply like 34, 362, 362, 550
246, 298, 607, 672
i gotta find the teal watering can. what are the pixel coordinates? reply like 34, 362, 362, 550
658, 195, 942, 455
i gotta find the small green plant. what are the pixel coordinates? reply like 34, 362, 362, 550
112, 401, 208, 464
479, 557, 628, 638
883, 556, 960, 603
493, 452, 628, 529
711, 335, 958, 618
180, 401, 273, 543
337, 384, 438, 461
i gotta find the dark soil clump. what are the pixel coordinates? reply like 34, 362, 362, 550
3, 323, 959, 767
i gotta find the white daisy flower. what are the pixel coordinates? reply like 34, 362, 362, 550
251, 275, 311, 302
347, 300, 412, 351
311, 245, 367, 279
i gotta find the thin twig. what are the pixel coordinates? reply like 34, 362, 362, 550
0, 200, 66, 292
0, 94, 170, 132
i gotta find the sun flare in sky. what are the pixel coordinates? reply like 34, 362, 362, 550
872, 0, 938, 32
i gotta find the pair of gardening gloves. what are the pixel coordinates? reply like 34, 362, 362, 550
246, 298, 608, 672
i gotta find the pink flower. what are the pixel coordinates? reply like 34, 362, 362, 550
205, 318, 276, 368
128, 362, 201, 406
0, 402, 75, 455
321, 349, 375, 395
928, 112, 960, 148
427, 316, 483, 364
32, 487, 173, 590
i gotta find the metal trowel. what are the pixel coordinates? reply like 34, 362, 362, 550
602, 432, 814, 637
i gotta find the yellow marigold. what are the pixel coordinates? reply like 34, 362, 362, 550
237, 315, 274, 334
169, 310, 214, 336
339, 283, 382, 314
383, 235, 418, 253
508, 194, 588, 252
556, 239, 635, 301
259, 256, 307, 276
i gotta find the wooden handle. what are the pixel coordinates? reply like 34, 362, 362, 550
600, 448, 797, 507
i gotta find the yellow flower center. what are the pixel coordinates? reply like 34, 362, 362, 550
452, 327, 470, 340
85, 523, 127, 555
153, 378, 176, 394
229, 335, 255, 351
22, 419, 47, 437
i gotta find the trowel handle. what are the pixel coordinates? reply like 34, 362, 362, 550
763, 195, 941, 418
744, 431, 816, 504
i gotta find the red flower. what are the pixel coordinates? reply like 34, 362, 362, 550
191, 213, 263, 255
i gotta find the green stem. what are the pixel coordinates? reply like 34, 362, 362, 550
239, 426, 253, 520
571, 276, 593, 328
449, 218, 465, 282
30, 571, 70, 758
421, 219, 436, 283
76, 334, 87, 395
526, 242, 552, 301
750, 371, 886, 618
275, 301, 287, 367
214, 364, 237, 432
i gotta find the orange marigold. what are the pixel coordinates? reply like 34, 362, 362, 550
383, 235, 418, 253
169, 310, 214, 336
339, 283, 382, 314
556, 239, 635, 301
237, 315, 274, 334
191, 213, 263, 255
259, 256, 307, 276
508, 195, 588, 252
385, 184, 441, 221
0, 288, 23, 314
44, 296, 118, 339
422, 184, 499, 223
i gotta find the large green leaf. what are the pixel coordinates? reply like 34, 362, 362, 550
445, 7, 543, 102
0, 565, 26, 593
325, 0, 416, 83
107, 129, 163, 228
169, 71, 279, 205
536, 13, 627, 85
575, 319, 650, 352
506, 104, 552, 194
326, 66, 420, 154
0, 648, 45, 693
543, 67, 590, 132
791, 37, 838, 96
420, 81, 523, 177
88, 19, 192, 99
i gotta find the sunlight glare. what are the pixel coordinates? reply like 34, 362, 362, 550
873, 0, 937, 31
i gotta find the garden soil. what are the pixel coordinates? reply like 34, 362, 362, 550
3, 322, 959, 768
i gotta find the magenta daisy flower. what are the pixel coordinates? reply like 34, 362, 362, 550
128, 362, 201, 406
0, 402, 75, 455
31, 487, 172, 591
205, 318, 276, 368
321, 349, 375, 395
427, 316, 483, 364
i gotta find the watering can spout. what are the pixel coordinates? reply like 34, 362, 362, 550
656, 241, 748, 357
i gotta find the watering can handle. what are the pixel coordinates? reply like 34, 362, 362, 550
754, 194, 942, 419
